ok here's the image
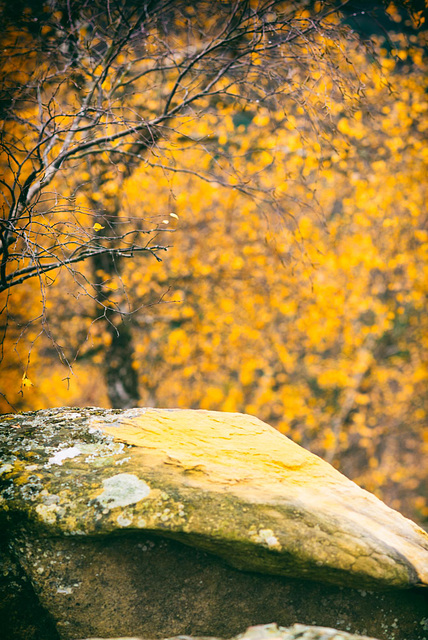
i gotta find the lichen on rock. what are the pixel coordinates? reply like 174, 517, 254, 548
1, 407, 428, 640
96, 473, 151, 509
1, 407, 428, 590
77, 622, 383, 640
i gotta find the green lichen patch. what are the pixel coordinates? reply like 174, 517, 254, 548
96, 473, 151, 509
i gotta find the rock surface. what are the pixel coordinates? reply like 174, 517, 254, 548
78, 621, 382, 639
1, 407, 427, 588
1, 407, 428, 640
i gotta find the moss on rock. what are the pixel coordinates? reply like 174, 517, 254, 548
1, 408, 428, 640
1, 407, 427, 590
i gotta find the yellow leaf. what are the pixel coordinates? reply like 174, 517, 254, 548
22, 374, 33, 388
93, 223, 105, 231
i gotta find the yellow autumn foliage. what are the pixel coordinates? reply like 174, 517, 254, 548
0, 9, 427, 526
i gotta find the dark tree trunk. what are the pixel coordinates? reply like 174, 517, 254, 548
104, 318, 140, 409
90, 242, 141, 408
89, 186, 141, 409
88, 139, 162, 408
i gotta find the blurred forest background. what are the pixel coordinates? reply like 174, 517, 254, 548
0, 0, 427, 527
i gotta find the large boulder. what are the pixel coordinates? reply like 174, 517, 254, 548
0, 407, 427, 640
78, 622, 383, 640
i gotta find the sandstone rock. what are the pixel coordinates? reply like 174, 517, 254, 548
79, 621, 382, 639
1, 407, 427, 640
236, 624, 380, 640
2, 407, 427, 588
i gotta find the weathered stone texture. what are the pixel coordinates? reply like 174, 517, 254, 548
1, 407, 427, 640
78, 621, 384, 640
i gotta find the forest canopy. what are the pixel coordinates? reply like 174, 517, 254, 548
0, 0, 427, 526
